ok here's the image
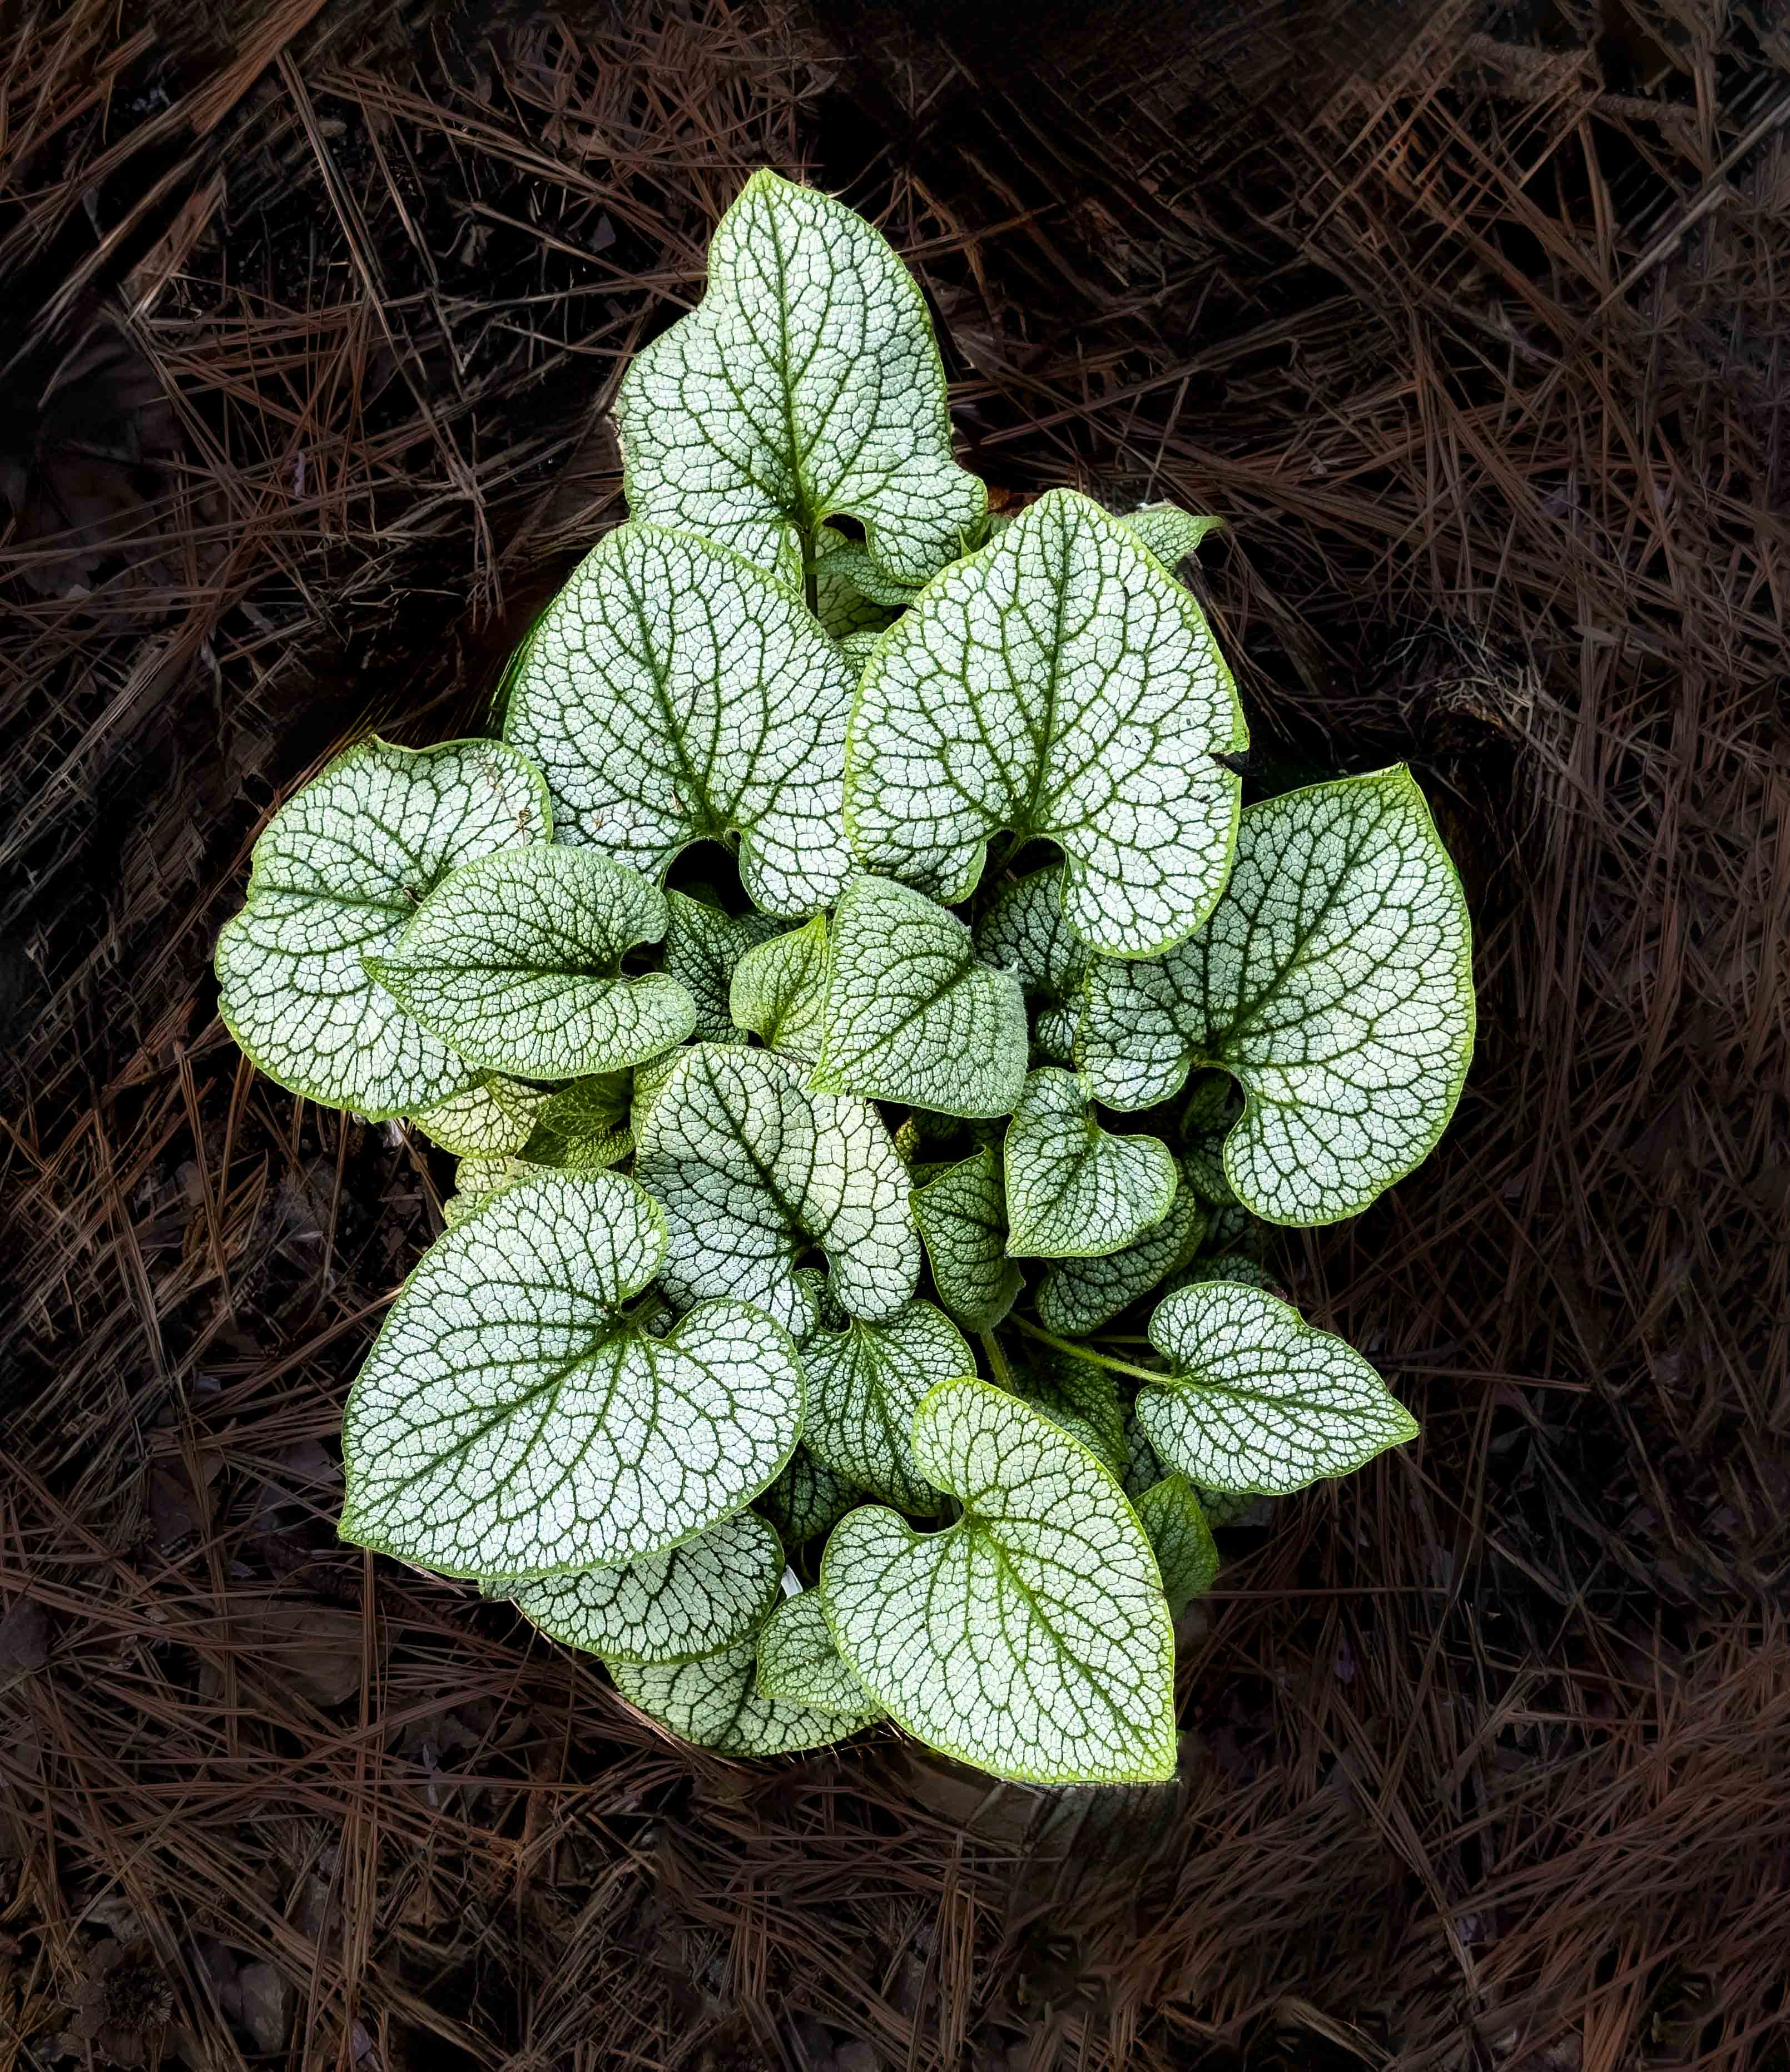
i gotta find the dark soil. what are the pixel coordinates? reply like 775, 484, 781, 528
3, 2, 1785, 2069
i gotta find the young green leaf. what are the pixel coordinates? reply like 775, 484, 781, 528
756, 1590, 882, 1717
445, 1152, 529, 1225
1114, 503, 1225, 571
495, 1510, 785, 1665
518, 1072, 634, 1172
614, 169, 985, 592
909, 1148, 1023, 1333
634, 1044, 919, 1335
811, 877, 1028, 1118
845, 489, 1246, 958
973, 865, 1091, 1004
1079, 768, 1475, 1223
367, 846, 694, 1080
821, 1377, 1177, 1784
801, 1300, 970, 1513
814, 535, 927, 608
836, 627, 886, 670
216, 737, 548, 1117
1138, 1282, 1418, 1495
758, 1446, 864, 1546
1004, 1068, 1178, 1259
408, 1076, 546, 1157
730, 916, 829, 1060
1169, 1252, 1283, 1296
1018, 1351, 1128, 1480
1177, 1072, 1241, 1204
1034, 1171, 1208, 1336
611, 1637, 876, 1757
502, 524, 857, 918
1133, 1475, 1219, 1615
339, 1169, 802, 1577
665, 892, 781, 1043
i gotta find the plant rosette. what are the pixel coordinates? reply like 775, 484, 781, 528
216, 169, 1475, 1785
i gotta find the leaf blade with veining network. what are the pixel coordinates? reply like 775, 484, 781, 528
1003, 1068, 1178, 1260
756, 1590, 882, 1717
612, 1638, 876, 1757
910, 1149, 1023, 1333
801, 1299, 970, 1511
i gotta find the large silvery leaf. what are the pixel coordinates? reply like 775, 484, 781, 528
367, 847, 694, 1079
730, 917, 829, 1060
1034, 1171, 1208, 1337
801, 1300, 970, 1512
821, 1378, 1177, 1784
503, 525, 856, 918
1004, 1068, 1178, 1260
1133, 1475, 1220, 1615
409, 1076, 546, 1157
664, 892, 781, 1042
215, 737, 548, 1117
1079, 768, 1475, 1223
497, 1510, 784, 1665
338, 1169, 802, 1577
611, 1638, 875, 1758
756, 1590, 881, 1717
1137, 1282, 1418, 1495
634, 1044, 919, 1335
845, 490, 1246, 958
811, 878, 1028, 1118
909, 1149, 1022, 1333
613, 169, 984, 592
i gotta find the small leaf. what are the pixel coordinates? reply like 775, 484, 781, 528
1079, 768, 1475, 1223
756, 1590, 881, 1717
665, 891, 781, 1042
503, 524, 856, 918
636, 1045, 919, 1335
837, 627, 886, 668
366, 846, 694, 1080
1138, 1282, 1418, 1495
731, 916, 829, 1059
497, 1510, 784, 1665
519, 1072, 634, 1171
409, 1076, 546, 1157
1114, 503, 1225, 569
973, 865, 1090, 1004
215, 737, 548, 1117
845, 489, 1246, 958
614, 169, 985, 591
910, 1148, 1022, 1333
1178, 1072, 1241, 1205
758, 1446, 864, 1546
445, 1153, 528, 1224
801, 1300, 970, 1512
1019, 1351, 1127, 1480
339, 1169, 802, 1576
1133, 1475, 1219, 1615
821, 1377, 1177, 1785
1004, 1068, 1177, 1260
814, 535, 927, 608
1169, 1252, 1283, 1296
1035, 1171, 1208, 1336
612, 1638, 875, 1757
811, 878, 1028, 1119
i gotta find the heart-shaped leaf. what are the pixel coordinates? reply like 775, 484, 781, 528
1004, 1068, 1178, 1259
910, 1149, 1023, 1333
1114, 503, 1224, 571
758, 1446, 864, 1547
801, 1299, 970, 1512
367, 846, 694, 1079
339, 1169, 802, 1576
665, 891, 781, 1042
503, 524, 856, 918
409, 1075, 546, 1157
1079, 768, 1475, 1223
1138, 1282, 1418, 1494
821, 1377, 1177, 1783
215, 737, 548, 1117
845, 489, 1246, 958
496, 1509, 784, 1665
634, 1044, 919, 1335
1034, 1168, 1208, 1337
730, 916, 829, 1059
614, 169, 985, 592
518, 1072, 634, 1172
1133, 1475, 1219, 1615
756, 1590, 882, 1717
611, 1637, 875, 1757
810, 878, 1028, 1118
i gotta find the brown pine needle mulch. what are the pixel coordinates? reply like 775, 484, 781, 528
2, 3, 1785, 2069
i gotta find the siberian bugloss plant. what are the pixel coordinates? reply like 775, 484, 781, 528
216, 171, 1475, 1785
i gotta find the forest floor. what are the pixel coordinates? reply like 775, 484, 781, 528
2, 1, 1785, 2068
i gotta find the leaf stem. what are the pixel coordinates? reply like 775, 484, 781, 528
979, 1331, 1013, 1389
1006, 1315, 1169, 1385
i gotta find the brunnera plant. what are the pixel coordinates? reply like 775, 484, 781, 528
215, 170, 1475, 1785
